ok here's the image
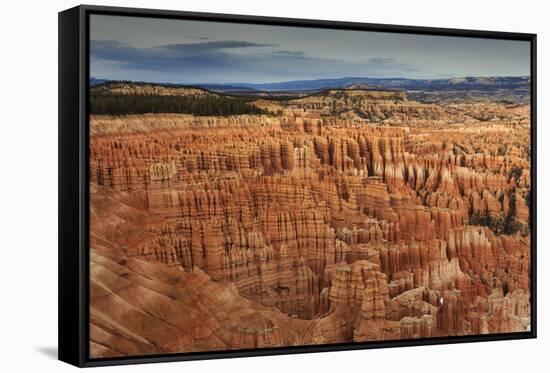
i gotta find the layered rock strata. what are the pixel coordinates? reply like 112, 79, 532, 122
89, 89, 532, 357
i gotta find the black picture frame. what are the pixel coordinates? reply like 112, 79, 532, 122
59, 4, 537, 368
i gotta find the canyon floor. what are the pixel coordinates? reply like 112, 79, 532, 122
88, 83, 531, 358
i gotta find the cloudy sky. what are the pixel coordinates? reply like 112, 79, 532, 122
90, 14, 530, 84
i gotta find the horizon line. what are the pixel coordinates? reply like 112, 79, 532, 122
90, 74, 530, 86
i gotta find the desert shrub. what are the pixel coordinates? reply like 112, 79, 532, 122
469, 190, 522, 236
508, 166, 523, 182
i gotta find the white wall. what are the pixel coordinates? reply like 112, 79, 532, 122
0, 0, 546, 371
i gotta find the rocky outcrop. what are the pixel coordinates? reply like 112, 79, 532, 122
91, 81, 215, 97
90, 238, 314, 357
284, 89, 444, 121
89, 93, 532, 357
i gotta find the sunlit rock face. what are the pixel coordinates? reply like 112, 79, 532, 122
89, 87, 531, 358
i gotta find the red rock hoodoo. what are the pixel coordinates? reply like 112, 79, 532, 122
88, 86, 531, 358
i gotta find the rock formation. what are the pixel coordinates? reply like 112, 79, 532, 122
89, 86, 532, 357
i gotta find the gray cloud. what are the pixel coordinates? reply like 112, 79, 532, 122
90, 14, 530, 83
91, 40, 151, 61
91, 39, 276, 62
273, 50, 308, 57
90, 39, 420, 83
159, 40, 277, 53
368, 57, 396, 64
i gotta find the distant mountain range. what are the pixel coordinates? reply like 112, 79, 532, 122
192, 84, 259, 92
229, 76, 531, 92
90, 77, 110, 86
90, 76, 530, 93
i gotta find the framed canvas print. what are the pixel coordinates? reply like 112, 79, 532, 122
58, 5, 537, 367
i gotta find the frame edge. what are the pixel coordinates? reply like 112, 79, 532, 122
58, 5, 86, 368
78, 3, 536, 40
